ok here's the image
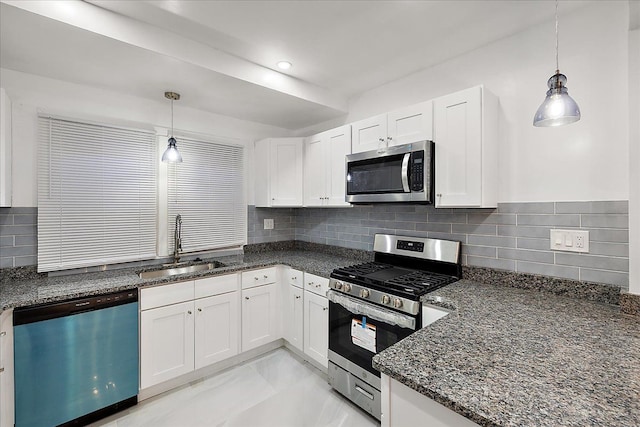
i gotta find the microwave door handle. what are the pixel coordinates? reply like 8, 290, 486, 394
401, 153, 410, 192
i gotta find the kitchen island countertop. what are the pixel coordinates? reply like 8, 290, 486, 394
373, 280, 640, 427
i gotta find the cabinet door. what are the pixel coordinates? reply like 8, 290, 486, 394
325, 125, 352, 206
242, 283, 278, 352
304, 291, 328, 369
195, 292, 239, 369
433, 86, 482, 207
351, 114, 387, 154
285, 285, 304, 352
303, 134, 326, 207
140, 301, 195, 389
270, 139, 303, 206
0, 309, 14, 427
387, 101, 433, 146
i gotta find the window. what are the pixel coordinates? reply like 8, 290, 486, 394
37, 116, 157, 272
167, 136, 245, 253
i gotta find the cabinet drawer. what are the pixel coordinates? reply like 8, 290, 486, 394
241, 267, 277, 289
304, 273, 329, 297
288, 268, 303, 288
141, 280, 194, 310
195, 273, 238, 299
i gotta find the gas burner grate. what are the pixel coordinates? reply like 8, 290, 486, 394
386, 271, 458, 294
337, 262, 393, 276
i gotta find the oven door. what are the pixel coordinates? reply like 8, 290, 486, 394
327, 291, 417, 378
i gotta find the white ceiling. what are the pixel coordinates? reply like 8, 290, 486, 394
0, 0, 592, 130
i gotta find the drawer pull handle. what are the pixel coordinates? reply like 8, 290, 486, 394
187, 310, 192, 315
355, 385, 374, 400
292, 277, 297, 280
0, 331, 5, 337
263, 275, 268, 279
0, 367, 4, 373
198, 308, 202, 312
245, 296, 250, 300
295, 296, 301, 299
254, 277, 259, 280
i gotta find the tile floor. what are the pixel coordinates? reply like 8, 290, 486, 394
93, 348, 380, 427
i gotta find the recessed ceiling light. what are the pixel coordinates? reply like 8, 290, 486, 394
277, 61, 292, 70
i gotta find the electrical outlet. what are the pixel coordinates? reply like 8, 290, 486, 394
550, 229, 589, 253
264, 219, 274, 230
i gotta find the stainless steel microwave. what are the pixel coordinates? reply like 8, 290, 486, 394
346, 140, 434, 203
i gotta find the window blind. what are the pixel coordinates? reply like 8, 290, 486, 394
167, 136, 245, 253
38, 116, 157, 272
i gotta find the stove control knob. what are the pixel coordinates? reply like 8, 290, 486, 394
381, 295, 391, 304
360, 289, 370, 299
334, 281, 344, 291
343, 283, 352, 293
393, 298, 403, 309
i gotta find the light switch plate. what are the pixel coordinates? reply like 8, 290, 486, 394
264, 219, 274, 230
550, 229, 589, 253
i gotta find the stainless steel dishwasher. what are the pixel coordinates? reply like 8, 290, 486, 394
13, 289, 139, 427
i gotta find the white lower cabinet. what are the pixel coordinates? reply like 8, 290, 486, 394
195, 292, 239, 369
141, 300, 195, 388
303, 290, 328, 369
241, 283, 279, 352
140, 274, 240, 389
0, 309, 14, 427
286, 284, 304, 352
381, 374, 478, 427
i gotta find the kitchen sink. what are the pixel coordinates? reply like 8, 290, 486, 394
138, 261, 226, 279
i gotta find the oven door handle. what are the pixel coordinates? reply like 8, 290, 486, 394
401, 152, 411, 193
355, 384, 374, 400
327, 290, 416, 330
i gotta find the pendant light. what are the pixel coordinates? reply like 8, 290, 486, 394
162, 91, 183, 163
533, 0, 581, 127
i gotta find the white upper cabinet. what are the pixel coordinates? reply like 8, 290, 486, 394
304, 125, 351, 207
255, 138, 304, 207
433, 85, 498, 208
0, 88, 12, 207
351, 114, 387, 154
351, 101, 433, 154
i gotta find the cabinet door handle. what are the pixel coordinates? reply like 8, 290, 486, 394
254, 276, 259, 280
387, 136, 392, 141
0, 331, 5, 337
187, 310, 192, 315
245, 296, 250, 300
263, 275, 268, 279
0, 367, 4, 373
309, 282, 314, 285
197, 308, 202, 312
295, 295, 301, 299
291, 276, 297, 280
322, 307, 327, 311
436, 193, 442, 197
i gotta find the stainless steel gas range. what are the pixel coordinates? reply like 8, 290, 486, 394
327, 234, 461, 420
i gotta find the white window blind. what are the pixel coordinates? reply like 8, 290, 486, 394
38, 116, 157, 272
167, 136, 245, 253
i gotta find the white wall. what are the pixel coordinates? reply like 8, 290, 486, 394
303, 1, 630, 204
1, 68, 294, 207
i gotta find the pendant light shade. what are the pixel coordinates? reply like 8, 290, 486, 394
533, 72, 581, 127
533, 0, 581, 127
162, 91, 183, 163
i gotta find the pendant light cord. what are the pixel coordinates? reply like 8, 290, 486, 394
555, 0, 559, 73
171, 98, 174, 137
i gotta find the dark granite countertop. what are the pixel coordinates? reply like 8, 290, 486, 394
0, 248, 366, 311
373, 280, 640, 427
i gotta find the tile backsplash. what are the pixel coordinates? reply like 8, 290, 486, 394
0, 207, 38, 268
3, 202, 630, 290
250, 201, 630, 289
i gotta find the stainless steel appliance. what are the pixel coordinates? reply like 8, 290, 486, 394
327, 234, 461, 420
346, 140, 434, 204
13, 290, 139, 427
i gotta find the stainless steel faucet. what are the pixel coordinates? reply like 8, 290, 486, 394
173, 214, 182, 264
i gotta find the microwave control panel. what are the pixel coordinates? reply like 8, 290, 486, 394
410, 151, 424, 192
